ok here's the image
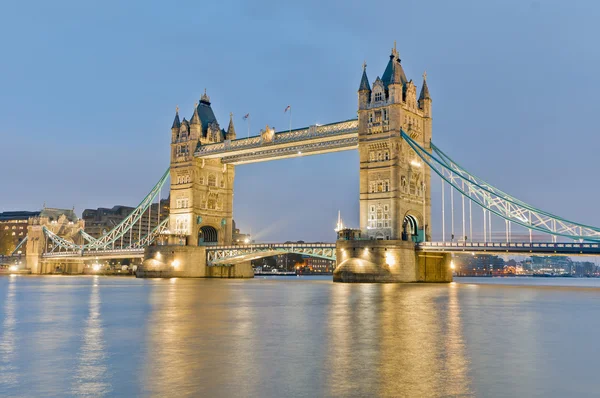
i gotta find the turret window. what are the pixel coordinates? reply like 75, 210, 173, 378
208, 174, 216, 187
374, 92, 383, 102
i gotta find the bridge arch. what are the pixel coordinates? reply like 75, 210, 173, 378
199, 226, 218, 245
402, 214, 422, 242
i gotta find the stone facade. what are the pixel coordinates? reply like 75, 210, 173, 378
169, 92, 235, 247
358, 43, 432, 241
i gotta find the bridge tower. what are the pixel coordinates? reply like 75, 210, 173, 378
168, 91, 235, 246
357, 42, 432, 242
334, 44, 451, 283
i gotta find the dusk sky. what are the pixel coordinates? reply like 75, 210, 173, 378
2, 0, 600, 242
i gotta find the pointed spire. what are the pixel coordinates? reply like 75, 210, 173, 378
419, 71, 431, 101
227, 112, 236, 139
200, 88, 210, 105
190, 102, 200, 125
171, 105, 181, 129
358, 61, 371, 91
383, 41, 407, 87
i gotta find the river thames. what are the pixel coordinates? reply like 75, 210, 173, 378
1, 276, 599, 397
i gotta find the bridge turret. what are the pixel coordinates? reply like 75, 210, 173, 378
358, 62, 371, 110
171, 106, 181, 143
418, 72, 431, 119
190, 102, 201, 140
227, 113, 236, 140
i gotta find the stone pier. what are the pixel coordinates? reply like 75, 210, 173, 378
137, 245, 254, 278
333, 239, 452, 283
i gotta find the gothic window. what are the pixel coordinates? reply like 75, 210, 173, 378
208, 199, 216, 210
374, 110, 382, 123
369, 113, 373, 123
374, 92, 383, 102
208, 174, 216, 187
369, 151, 375, 161
377, 152, 383, 161
383, 109, 388, 120
384, 151, 389, 161
175, 216, 189, 234
377, 182, 383, 192
384, 180, 390, 192
185, 175, 191, 183
370, 205, 375, 213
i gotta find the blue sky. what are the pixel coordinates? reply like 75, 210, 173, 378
2, 0, 599, 242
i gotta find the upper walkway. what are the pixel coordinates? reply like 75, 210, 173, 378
195, 119, 358, 164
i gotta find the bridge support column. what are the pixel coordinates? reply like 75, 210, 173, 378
138, 245, 254, 278
333, 240, 452, 283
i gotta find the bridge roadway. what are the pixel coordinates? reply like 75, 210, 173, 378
15, 241, 600, 266
419, 241, 600, 256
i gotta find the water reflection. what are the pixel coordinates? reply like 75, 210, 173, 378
0, 277, 18, 390
327, 283, 472, 397
71, 278, 111, 396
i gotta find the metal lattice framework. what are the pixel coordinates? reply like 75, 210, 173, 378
128, 219, 169, 249
195, 119, 359, 164
10, 236, 28, 255
206, 243, 336, 265
41, 168, 170, 252
402, 131, 600, 242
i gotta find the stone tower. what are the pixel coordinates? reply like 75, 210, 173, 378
357, 43, 432, 242
169, 91, 235, 246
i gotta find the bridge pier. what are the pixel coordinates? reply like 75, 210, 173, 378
334, 240, 452, 283
138, 245, 253, 278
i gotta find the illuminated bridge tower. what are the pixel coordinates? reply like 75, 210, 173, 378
168, 91, 235, 247
334, 44, 451, 283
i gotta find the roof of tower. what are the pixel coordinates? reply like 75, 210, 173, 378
227, 113, 236, 138
196, 100, 218, 137
171, 107, 181, 129
382, 43, 408, 87
419, 78, 431, 101
181, 117, 189, 128
358, 62, 371, 91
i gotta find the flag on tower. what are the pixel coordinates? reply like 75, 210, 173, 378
243, 113, 250, 120
284, 105, 291, 113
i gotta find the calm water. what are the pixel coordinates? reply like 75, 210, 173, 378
1, 275, 600, 397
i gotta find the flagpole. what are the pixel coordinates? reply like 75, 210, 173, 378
248, 115, 250, 138
289, 107, 292, 133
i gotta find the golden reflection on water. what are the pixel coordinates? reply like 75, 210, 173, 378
327, 283, 472, 397
0, 277, 18, 390
140, 279, 473, 397
71, 278, 110, 396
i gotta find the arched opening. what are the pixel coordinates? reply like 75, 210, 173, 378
402, 215, 420, 242
198, 226, 218, 245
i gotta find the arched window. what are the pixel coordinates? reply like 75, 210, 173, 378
384, 180, 389, 192
384, 151, 389, 161
377, 152, 382, 161
208, 174, 216, 187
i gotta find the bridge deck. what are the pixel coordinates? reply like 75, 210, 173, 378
419, 242, 600, 256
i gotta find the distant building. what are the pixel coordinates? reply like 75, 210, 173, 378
82, 199, 169, 247
0, 208, 78, 255
302, 256, 335, 273
231, 219, 251, 244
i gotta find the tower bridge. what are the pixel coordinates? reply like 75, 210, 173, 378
13, 42, 600, 281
